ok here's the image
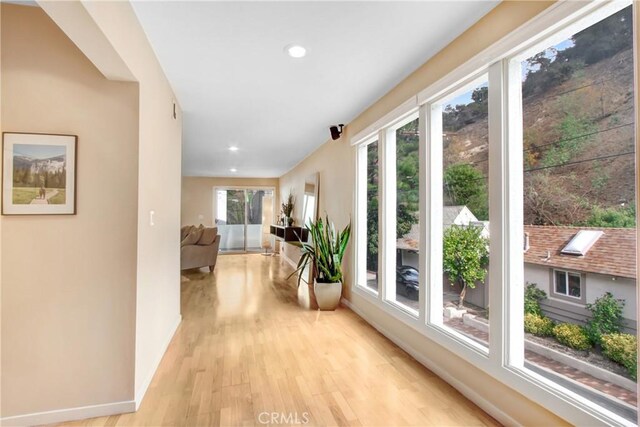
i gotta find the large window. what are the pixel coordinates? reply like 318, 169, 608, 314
438, 79, 490, 349
352, 2, 637, 425
357, 140, 380, 294
389, 117, 420, 314
519, 7, 637, 423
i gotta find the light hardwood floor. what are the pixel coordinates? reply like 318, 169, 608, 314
57, 254, 499, 427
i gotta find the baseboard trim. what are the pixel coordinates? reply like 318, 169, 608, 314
280, 249, 297, 269
0, 400, 135, 426
340, 297, 518, 426
134, 314, 182, 409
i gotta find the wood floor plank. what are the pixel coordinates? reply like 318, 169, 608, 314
53, 254, 499, 427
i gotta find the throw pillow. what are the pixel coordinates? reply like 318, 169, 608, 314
181, 225, 204, 247
197, 227, 217, 246
180, 225, 193, 241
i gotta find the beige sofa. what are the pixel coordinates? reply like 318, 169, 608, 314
180, 225, 221, 271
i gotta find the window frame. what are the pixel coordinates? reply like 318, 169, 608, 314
351, 1, 636, 426
384, 113, 421, 317
425, 71, 491, 355
355, 137, 381, 297
552, 269, 585, 302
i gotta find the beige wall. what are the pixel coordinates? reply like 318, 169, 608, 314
73, 1, 184, 402
1, 2, 5, 418
182, 176, 279, 227
1, 3, 138, 417
279, 1, 569, 424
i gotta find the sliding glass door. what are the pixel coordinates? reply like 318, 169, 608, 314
215, 188, 274, 253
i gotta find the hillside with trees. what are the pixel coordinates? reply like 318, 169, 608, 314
443, 5, 634, 227
366, 6, 635, 272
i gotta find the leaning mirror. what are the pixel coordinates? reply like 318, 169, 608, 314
301, 173, 319, 235
299, 173, 319, 289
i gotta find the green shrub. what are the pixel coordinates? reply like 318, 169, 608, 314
553, 323, 591, 351
524, 283, 547, 316
524, 314, 555, 337
601, 333, 637, 380
585, 292, 625, 346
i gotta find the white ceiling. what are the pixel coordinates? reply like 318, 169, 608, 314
131, 1, 499, 178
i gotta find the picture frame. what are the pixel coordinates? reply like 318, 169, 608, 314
2, 132, 77, 215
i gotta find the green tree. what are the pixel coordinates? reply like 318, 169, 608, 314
442, 86, 488, 132
367, 118, 421, 272
583, 205, 636, 228
565, 6, 632, 65
443, 225, 489, 308
541, 111, 596, 168
444, 164, 488, 220
524, 283, 547, 316
366, 143, 379, 272
585, 292, 625, 346
522, 6, 631, 98
396, 119, 419, 240
226, 190, 245, 225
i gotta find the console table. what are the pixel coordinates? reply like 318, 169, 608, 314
269, 225, 308, 242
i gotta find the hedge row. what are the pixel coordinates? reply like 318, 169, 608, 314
524, 313, 637, 379
601, 333, 637, 381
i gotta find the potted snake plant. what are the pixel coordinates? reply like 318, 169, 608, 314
289, 215, 351, 310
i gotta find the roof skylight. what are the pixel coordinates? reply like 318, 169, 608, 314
561, 230, 604, 256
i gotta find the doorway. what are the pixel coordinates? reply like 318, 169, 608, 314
214, 187, 275, 253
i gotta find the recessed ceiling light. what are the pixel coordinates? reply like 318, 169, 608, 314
230, 168, 237, 173
229, 146, 239, 152
285, 44, 306, 58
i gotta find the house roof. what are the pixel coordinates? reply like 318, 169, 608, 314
397, 206, 480, 251
397, 223, 420, 251
524, 225, 637, 279
443, 205, 469, 227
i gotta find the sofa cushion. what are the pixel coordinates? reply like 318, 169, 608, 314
181, 225, 204, 247
180, 225, 193, 241
197, 227, 217, 246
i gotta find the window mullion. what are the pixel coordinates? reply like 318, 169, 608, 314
383, 128, 397, 303
356, 145, 367, 289
426, 103, 443, 325
418, 105, 428, 324
505, 57, 525, 368
488, 58, 525, 368
378, 129, 387, 301
488, 61, 505, 366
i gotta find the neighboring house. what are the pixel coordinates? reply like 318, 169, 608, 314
397, 215, 637, 331
396, 223, 420, 269
397, 205, 486, 269
396, 205, 490, 308
524, 225, 637, 334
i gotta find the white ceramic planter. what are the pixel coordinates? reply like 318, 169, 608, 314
314, 280, 342, 311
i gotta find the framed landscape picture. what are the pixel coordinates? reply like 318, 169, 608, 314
2, 132, 77, 215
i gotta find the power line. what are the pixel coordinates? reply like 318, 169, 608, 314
529, 121, 634, 152
543, 70, 634, 100
524, 150, 635, 173
467, 121, 635, 167
445, 149, 636, 185
523, 69, 634, 103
